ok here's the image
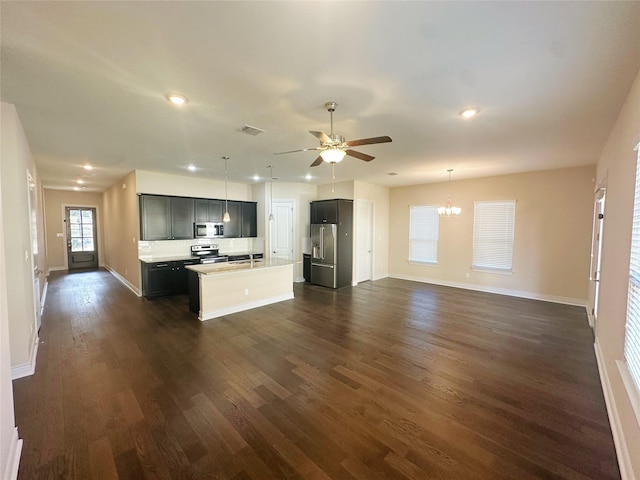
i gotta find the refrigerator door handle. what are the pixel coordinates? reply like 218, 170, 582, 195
320, 226, 324, 260
311, 263, 334, 268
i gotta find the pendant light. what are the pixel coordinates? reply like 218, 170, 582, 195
438, 169, 461, 217
268, 165, 274, 222
222, 156, 230, 222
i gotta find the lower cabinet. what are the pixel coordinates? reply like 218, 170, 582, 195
141, 259, 198, 298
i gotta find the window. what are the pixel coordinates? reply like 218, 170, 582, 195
625, 145, 640, 406
472, 200, 516, 272
409, 205, 439, 264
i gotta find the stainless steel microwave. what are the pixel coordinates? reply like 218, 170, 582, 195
194, 222, 224, 238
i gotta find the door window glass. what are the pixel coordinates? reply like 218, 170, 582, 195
69, 208, 95, 252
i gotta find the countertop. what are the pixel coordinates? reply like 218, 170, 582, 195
186, 259, 297, 276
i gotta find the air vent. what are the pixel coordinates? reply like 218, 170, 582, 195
387, 172, 399, 176
239, 124, 265, 136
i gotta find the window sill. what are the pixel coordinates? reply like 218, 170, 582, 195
408, 260, 438, 266
471, 266, 513, 275
616, 360, 640, 428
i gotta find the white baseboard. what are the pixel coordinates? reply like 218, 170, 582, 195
294, 276, 305, 283
594, 340, 635, 480
104, 264, 141, 297
389, 273, 587, 307
47, 266, 67, 275
200, 293, 294, 321
3, 427, 22, 480
372, 272, 389, 281
11, 335, 38, 380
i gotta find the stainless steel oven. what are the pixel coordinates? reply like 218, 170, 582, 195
194, 222, 224, 238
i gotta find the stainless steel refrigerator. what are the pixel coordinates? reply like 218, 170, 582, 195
311, 224, 338, 288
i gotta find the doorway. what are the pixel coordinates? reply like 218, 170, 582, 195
270, 201, 294, 261
356, 199, 373, 283
589, 187, 606, 330
65, 207, 98, 270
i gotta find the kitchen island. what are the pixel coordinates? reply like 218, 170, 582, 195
186, 259, 295, 321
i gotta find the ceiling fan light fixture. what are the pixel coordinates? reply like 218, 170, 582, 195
320, 147, 346, 164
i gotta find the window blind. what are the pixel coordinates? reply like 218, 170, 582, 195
409, 205, 439, 263
625, 149, 640, 395
472, 200, 516, 271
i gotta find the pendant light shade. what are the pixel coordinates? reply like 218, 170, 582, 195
223, 156, 230, 222
439, 169, 461, 217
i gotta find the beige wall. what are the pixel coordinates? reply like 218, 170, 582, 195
389, 166, 595, 303
43, 189, 105, 272
0, 125, 20, 480
317, 180, 354, 200
103, 171, 141, 293
136, 169, 251, 201
0, 103, 45, 371
593, 69, 640, 478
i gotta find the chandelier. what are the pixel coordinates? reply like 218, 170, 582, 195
438, 169, 461, 217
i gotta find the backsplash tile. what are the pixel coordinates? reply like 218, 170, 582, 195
138, 237, 264, 258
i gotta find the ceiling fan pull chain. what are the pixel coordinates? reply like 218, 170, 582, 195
331, 163, 336, 192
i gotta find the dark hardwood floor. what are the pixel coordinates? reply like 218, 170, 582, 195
13, 269, 619, 479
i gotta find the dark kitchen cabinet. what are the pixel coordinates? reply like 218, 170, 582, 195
223, 201, 257, 238
140, 195, 171, 240
139, 195, 194, 240
310, 200, 339, 224
141, 258, 198, 298
241, 202, 257, 237
171, 197, 195, 239
195, 199, 222, 223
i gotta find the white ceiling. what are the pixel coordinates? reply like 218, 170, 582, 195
2, 1, 640, 192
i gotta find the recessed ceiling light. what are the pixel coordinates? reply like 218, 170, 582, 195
83, 164, 93, 171
167, 93, 188, 105
73, 186, 80, 191
459, 107, 480, 118
187, 165, 197, 172
252, 175, 260, 181
77, 179, 84, 184
305, 174, 312, 180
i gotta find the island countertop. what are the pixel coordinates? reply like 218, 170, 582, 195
186, 258, 297, 276
187, 258, 296, 321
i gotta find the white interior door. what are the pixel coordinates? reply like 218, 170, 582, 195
590, 187, 606, 330
271, 201, 294, 261
27, 172, 41, 331
356, 200, 373, 283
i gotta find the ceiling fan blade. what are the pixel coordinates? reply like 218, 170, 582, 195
310, 156, 324, 167
309, 131, 331, 144
346, 149, 375, 162
274, 146, 323, 155
346, 136, 392, 147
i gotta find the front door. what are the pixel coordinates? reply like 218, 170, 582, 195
66, 207, 98, 270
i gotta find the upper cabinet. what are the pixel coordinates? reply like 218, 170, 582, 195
140, 195, 194, 240
195, 199, 222, 223
140, 195, 257, 240
310, 200, 339, 224
223, 201, 257, 238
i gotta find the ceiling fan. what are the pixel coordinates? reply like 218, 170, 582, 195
275, 101, 392, 167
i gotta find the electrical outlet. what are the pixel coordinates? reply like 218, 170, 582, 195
125, 269, 128, 276
465, 273, 470, 279
244, 289, 249, 296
